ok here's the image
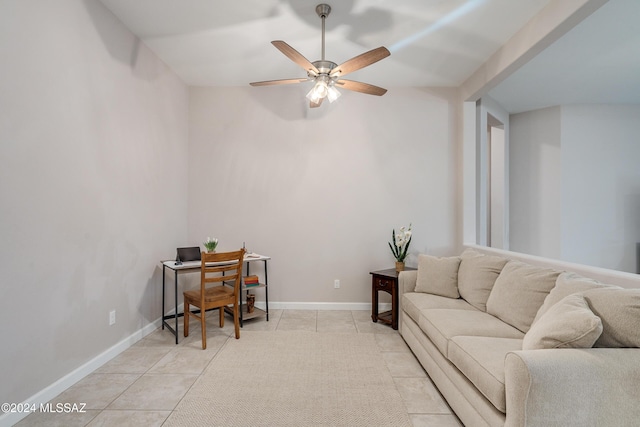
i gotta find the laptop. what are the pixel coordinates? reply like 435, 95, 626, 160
175, 247, 201, 264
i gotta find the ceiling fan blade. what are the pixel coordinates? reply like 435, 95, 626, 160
335, 79, 388, 96
272, 40, 319, 75
330, 47, 390, 78
250, 78, 309, 87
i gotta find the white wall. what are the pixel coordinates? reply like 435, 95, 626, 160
188, 86, 460, 306
508, 104, 640, 273
561, 104, 640, 273
509, 106, 562, 258
0, 0, 188, 407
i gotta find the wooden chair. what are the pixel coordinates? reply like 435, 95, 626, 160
184, 249, 245, 349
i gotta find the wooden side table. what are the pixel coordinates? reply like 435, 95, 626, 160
370, 268, 416, 330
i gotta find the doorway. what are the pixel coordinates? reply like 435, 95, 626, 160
487, 114, 505, 249
475, 97, 509, 250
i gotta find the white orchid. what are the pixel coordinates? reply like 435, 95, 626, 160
389, 224, 412, 262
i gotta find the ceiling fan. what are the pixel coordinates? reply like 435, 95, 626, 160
250, 4, 390, 108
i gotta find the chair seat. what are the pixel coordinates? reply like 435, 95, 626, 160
184, 285, 234, 303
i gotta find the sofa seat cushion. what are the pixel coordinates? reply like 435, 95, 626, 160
448, 336, 523, 413
418, 309, 524, 358
402, 292, 478, 325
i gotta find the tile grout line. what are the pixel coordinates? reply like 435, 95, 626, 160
87, 325, 234, 426
159, 332, 234, 426
86, 342, 181, 426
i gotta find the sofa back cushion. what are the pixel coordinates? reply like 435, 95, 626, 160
458, 249, 508, 311
486, 260, 561, 333
582, 288, 640, 348
523, 294, 603, 350
533, 272, 619, 324
415, 254, 461, 298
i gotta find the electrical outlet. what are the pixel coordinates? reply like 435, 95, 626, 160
109, 310, 116, 326
334, 279, 340, 289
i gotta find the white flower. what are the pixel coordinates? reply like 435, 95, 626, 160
389, 223, 413, 262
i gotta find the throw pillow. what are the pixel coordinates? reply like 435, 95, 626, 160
582, 288, 640, 348
523, 294, 603, 350
457, 249, 508, 311
533, 272, 619, 324
486, 260, 561, 333
415, 254, 461, 298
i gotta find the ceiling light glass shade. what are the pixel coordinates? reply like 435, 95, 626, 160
306, 79, 329, 103
326, 85, 341, 103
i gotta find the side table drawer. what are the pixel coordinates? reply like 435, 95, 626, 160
374, 277, 394, 293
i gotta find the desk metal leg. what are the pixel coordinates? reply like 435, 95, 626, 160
162, 264, 166, 330
161, 265, 179, 344
174, 270, 179, 344
264, 260, 269, 321
240, 262, 247, 327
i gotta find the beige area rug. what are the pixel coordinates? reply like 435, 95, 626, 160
164, 331, 412, 427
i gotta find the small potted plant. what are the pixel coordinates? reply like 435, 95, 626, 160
203, 237, 218, 253
389, 224, 412, 271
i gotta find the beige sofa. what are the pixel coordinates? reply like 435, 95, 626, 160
399, 246, 640, 427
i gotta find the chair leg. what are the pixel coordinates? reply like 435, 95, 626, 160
184, 302, 190, 337
233, 303, 240, 339
201, 310, 207, 350
219, 306, 224, 327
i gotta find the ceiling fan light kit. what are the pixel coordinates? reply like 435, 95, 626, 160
250, 3, 390, 108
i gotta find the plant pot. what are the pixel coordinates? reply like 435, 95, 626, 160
395, 261, 405, 272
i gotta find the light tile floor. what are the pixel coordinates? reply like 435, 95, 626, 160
16, 310, 462, 427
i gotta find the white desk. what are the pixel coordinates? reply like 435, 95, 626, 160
161, 253, 271, 344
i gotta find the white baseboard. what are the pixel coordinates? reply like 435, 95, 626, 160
0, 320, 160, 427
169, 301, 386, 313
257, 301, 390, 311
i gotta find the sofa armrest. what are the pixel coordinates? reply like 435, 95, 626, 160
398, 270, 418, 294
505, 348, 640, 427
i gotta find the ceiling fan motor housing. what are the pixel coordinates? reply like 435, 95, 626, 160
309, 60, 338, 77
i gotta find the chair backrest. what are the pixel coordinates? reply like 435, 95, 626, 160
200, 249, 245, 297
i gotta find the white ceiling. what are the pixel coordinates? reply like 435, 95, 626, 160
98, 0, 551, 88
